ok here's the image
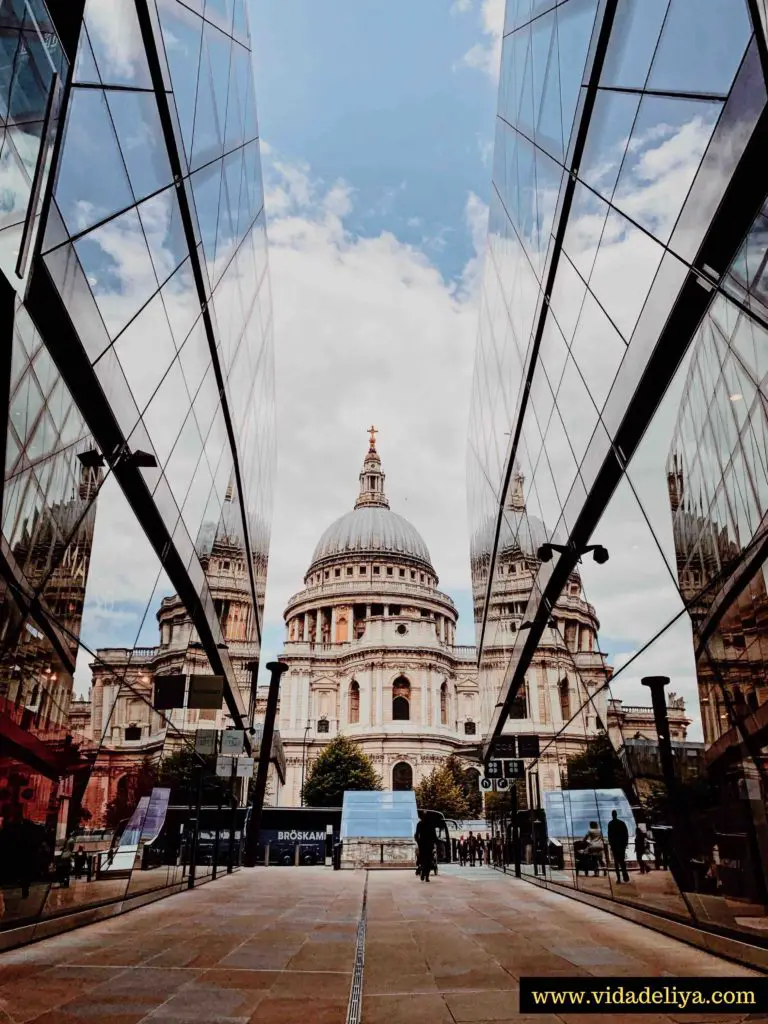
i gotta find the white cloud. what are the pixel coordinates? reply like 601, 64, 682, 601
451, 0, 473, 13
259, 158, 483, 659
458, 0, 504, 80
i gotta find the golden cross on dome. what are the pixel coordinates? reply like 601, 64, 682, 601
368, 424, 378, 451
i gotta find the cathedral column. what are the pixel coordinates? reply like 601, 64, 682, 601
383, 603, 389, 616
378, 663, 384, 725
316, 608, 322, 644
302, 614, 308, 642
422, 668, 429, 726
331, 606, 337, 644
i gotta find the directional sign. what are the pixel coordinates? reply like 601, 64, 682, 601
503, 759, 525, 780
216, 756, 233, 778
491, 737, 517, 758
485, 759, 503, 779
496, 778, 510, 791
236, 756, 254, 779
194, 730, 217, 756
479, 777, 494, 793
221, 729, 245, 755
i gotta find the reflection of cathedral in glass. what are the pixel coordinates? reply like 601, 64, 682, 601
667, 245, 768, 775
0, 0, 277, 937
79, 483, 268, 827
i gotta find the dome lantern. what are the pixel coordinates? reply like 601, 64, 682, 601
355, 425, 389, 510
305, 429, 435, 576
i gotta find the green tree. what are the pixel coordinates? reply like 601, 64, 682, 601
157, 746, 229, 804
443, 756, 483, 817
565, 734, 632, 795
302, 735, 382, 807
415, 763, 470, 819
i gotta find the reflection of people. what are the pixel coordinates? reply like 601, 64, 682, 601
583, 820, 605, 875
635, 826, 650, 874
468, 831, 476, 867
73, 846, 87, 880
706, 844, 722, 891
58, 837, 75, 887
607, 811, 629, 884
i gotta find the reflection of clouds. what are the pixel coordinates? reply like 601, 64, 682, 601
472, 104, 722, 532
471, 83, 729, 743
85, 0, 148, 84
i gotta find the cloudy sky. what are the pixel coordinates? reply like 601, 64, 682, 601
249, 0, 505, 661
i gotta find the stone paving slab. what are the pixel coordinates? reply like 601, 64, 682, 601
0, 864, 764, 1024
0, 870, 361, 1024
361, 866, 763, 1024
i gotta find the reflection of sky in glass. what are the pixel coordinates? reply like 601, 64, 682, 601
341, 791, 418, 839
469, 0, 757, 755
542, 788, 635, 840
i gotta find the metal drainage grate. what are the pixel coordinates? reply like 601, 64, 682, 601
346, 869, 369, 1024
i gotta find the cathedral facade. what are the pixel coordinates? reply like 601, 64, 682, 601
275, 433, 617, 805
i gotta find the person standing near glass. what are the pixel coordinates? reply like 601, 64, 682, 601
607, 811, 630, 883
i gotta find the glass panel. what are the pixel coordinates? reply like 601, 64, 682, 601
157, 0, 203, 164
73, 206, 159, 343
601, 0, 669, 90
611, 94, 722, 246
54, 87, 135, 238
647, 0, 752, 98
106, 89, 174, 203
84, 0, 153, 88
110, 291, 178, 413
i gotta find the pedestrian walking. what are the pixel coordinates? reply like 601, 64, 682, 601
458, 836, 467, 866
415, 814, 438, 883
468, 831, 476, 867
477, 836, 484, 866
607, 810, 630, 883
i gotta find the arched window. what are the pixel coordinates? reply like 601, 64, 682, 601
464, 720, 476, 735
317, 717, 329, 733
440, 682, 447, 725
349, 680, 360, 724
392, 762, 413, 790
392, 676, 410, 721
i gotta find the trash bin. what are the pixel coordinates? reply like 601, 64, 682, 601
333, 842, 342, 870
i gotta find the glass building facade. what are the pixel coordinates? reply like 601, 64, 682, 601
469, 0, 768, 951
0, 0, 276, 942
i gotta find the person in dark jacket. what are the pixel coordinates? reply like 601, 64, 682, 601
73, 846, 87, 880
467, 831, 476, 866
607, 810, 630, 883
458, 836, 467, 866
415, 816, 438, 882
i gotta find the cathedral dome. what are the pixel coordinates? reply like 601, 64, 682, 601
311, 506, 433, 568
307, 429, 434, 574
471, 474, 558, 561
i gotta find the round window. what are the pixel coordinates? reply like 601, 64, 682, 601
396, 624, 407, 636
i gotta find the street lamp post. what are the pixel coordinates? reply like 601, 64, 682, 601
300, 721, 311, 806
242, 660, 288, 866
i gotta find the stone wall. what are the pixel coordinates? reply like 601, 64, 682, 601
340, 837, 415, 869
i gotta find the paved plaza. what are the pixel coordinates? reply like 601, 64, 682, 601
0, 866, 762, 1024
